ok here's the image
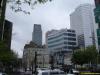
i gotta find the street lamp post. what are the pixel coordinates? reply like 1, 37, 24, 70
34, 51, 37, 75
31, 51, 37, 75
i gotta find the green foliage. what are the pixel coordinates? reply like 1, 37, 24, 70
71, 46, 98, 65
85, 46, 98, 63
71, 49, 86, 65
98, 54, 100, 64
0, 41, 17, 62
0, 41, 18, 72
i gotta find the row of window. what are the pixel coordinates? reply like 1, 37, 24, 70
64, 42, 76, 45
48, 33, 76, 40
48, 42, 76, 48
48, 34, 63, 40
48, 38, 63, 44
48, 37, 76, 44
64, 37, 76, 41
48, 42, 64, 48
64, 46, 74, 49
67, 30, 75, 32
63, 33, 76, 36
48, 46, 74, 50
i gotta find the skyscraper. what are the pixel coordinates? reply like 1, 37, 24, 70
0, 0, 7, 41
0, 20, 12, 49
3, 20, 13, 49
32, 24, 42, 46
94, 0, 100, 52
70, 4, 96, 48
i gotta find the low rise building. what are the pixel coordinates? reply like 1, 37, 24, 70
46, 28, 77, 66
23, 41, 50, 70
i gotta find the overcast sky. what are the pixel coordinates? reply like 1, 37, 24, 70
5, 0, 94, 57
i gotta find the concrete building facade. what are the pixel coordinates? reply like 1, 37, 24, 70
46, 29, 77, 65
46, 29, 77, 52
23, 42, 50, 70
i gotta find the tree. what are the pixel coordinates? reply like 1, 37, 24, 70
71, 49, 86, 66
0, 41, 18, 72
98, 54, 100, 64
85, 46, 98, 64
71, 46, 98, 66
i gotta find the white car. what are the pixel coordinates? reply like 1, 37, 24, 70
37, 69, 66, 75
0, 73, 8, 75
67, 74, 74, 75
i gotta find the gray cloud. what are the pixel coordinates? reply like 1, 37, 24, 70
6, 0, 94, 57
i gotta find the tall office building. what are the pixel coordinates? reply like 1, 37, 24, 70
32, 24, 42, 46
0, 20, 13, 49
94, 0, 100, 52
0, 0, 7, 41
70, 4, 96, 48
3, 20, 13, 49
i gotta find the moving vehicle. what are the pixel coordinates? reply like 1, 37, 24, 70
37, 69, 66, 75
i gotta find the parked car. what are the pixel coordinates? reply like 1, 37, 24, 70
67, 69, 79, 75
0, 73, 8, 75
37, 69, 66, 75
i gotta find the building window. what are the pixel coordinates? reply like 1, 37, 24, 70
64, 42, 76, 45
64, 37, 76, 41
67, 30, 72, 32
48, 38, 63, 44
63, 33, 76, 36
48, 34, 63, 40
48, 42, 64, 48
